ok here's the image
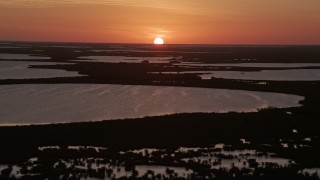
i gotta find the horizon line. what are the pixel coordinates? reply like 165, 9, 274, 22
1, 40, 320, 46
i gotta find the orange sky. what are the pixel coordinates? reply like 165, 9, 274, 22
1, 0, 320, 44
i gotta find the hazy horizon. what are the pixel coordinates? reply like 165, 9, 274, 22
1, 40, 320, 46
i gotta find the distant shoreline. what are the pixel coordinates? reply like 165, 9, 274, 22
1, 40, 320, 46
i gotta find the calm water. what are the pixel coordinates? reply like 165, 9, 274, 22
78, 56, 174, 63
0, 61, 82, 79
0, 84, 303, 125
150, 69, 320, 81
176, 62, 320, 68
0, 51, 315, 125
0, 53, 50, 60
78, 55, 320, 81
198, 69, 320, 81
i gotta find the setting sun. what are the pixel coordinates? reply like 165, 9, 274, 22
154, 37, 164, 45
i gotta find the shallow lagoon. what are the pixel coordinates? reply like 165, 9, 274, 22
0, 61, 82, 80
198, 69, 320, 81
0, 53, 50, 60
151, 69, 320, 81
176, 62, 320, 68
78, 56, 174, 63
0, 84, 303, 125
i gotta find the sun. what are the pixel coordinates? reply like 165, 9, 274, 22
154, 37, 164, 45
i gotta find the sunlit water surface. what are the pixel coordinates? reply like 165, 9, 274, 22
0, 84, 303, 125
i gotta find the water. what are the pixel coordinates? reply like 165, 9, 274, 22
198, 69, 320, 81
180, 149, 292, 169
176, 62, 320, 68
0, 145, 303, 179
301, 168, 320, 177
172, 61, 320, 81
78, 56, 174, 63
150, 69, 320, 81
0, 84, 303, 125
0, 165, 7, 174
0, 61, 82, 80
135, 165, 192, 177
0, 53, 50, 60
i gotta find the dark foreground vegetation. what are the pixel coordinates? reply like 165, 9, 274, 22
0, 106, 320, 179
0, 143, 320, 179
